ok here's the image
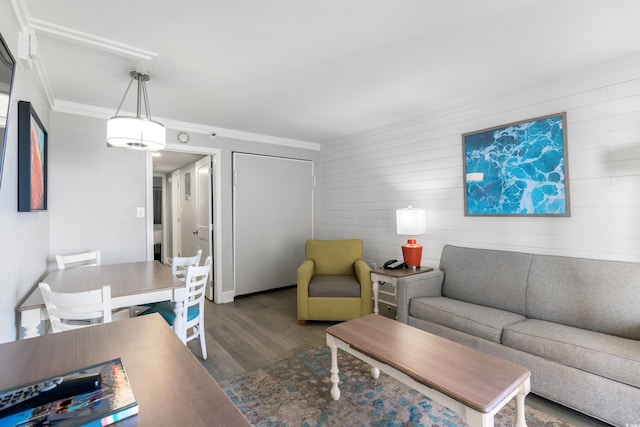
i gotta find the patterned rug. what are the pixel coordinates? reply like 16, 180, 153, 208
219, 347, 573, 427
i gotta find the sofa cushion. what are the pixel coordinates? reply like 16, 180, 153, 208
408, 296, 526, 343
439, 245, 532, 315
308, 275, 360, 297
503, 319, 640, 388
527, 255, 640, 340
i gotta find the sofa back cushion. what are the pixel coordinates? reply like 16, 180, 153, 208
306, 239, 363, 275
527, 255, 640, 340
439, 245, 532, 315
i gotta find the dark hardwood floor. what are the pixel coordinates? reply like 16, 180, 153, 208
190, 286, 334, 381
189, 286, 610, 427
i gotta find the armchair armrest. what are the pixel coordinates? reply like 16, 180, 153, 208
354, 259, 372, 286
297, 259, 315, 320
396, 270, 445, 324
297, 259, 315, 289
354, 259, 373, 308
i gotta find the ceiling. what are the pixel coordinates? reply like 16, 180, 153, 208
15, 0, 640, 144
152, 151, 205, 174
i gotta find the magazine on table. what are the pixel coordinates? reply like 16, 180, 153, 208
0, 358, 138, 426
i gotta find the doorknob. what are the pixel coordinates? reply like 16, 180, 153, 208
193, 230, 199, 236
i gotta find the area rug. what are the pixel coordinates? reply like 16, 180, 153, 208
219, 347, 573, 427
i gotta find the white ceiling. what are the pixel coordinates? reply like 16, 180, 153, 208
17, 0, 640, 144
152, 151, 205, 174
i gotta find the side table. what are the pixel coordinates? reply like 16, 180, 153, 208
370, 266, 434, 314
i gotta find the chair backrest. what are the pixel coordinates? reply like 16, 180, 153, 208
171, 250, 203, 281
55, 250, 101, 270
305, 239, 363, 275
38, 282, 112, 333
183, 257, 212, 325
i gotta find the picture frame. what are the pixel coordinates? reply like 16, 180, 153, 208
462, 112, 570, 216
18, 101, 48, 212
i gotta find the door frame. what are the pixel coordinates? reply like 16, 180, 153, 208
146, 144, 223, 304
170, 169, 181, 261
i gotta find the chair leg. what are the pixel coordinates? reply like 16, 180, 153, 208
199, 321, 207, 360
298, 320, 306, 325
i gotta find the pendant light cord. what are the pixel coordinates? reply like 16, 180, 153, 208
113, 74, 135, 117
112, 71, 153, 120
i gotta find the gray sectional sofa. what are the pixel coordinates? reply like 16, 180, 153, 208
396, 244, 640, 426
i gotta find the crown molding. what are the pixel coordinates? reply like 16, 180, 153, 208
52, 100, 321, 151
28, 18, 159, 63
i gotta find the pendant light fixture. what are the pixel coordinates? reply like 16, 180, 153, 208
106, 71, 166, 151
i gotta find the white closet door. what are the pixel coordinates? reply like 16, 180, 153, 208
233, 153, 313, 296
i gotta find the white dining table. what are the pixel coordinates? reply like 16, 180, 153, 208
18, 261, 186, 340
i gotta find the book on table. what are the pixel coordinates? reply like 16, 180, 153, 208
0, 358, 138, 426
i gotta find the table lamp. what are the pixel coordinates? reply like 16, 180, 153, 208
396, 206, 426, 269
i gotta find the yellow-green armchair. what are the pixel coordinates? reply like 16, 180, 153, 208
297, 239, 372, 325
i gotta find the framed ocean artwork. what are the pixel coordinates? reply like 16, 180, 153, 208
462, 113, 570, 216
17, 101, 48, 212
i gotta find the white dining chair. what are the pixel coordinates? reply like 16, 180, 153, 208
139, 256, 212, 359
170, 250, 203, 281
55, 250, 132, 320
38, 282, 112, 333
131, 250, 204, 317
55, 250, 101, 269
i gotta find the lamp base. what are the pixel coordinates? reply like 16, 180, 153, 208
401, 239, 422, 268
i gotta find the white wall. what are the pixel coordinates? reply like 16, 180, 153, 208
316, 55, 640, 268
45, 118, 320, 300
0, 6, 52, 343
49, 113, 149, 265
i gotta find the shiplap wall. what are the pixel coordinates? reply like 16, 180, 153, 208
316, 56, 640, 268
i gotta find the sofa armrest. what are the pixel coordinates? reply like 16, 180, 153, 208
396, 270, 445, 324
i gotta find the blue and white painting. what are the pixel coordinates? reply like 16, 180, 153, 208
463, 113, 569, 216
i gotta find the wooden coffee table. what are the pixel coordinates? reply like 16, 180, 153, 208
326, 314, 531, 427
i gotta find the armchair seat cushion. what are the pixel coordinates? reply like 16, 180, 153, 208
308, 275, 361, 297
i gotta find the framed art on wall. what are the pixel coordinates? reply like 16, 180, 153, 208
462, 112, 570, 216
18, 100, 48, 212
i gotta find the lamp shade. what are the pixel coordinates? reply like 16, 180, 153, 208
396, 207, 426, 236
107, 71, 166, 151
396, 206, 426, 268
106, 117, 166, 151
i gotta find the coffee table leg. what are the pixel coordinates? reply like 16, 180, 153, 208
465, 410, 493, 427
328, 335, 341, 400
372, 280, 380, 314
515, 379, 530, 427
371, 366, 380, 379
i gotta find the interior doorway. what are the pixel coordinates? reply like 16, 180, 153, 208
147, 145, 222, 302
